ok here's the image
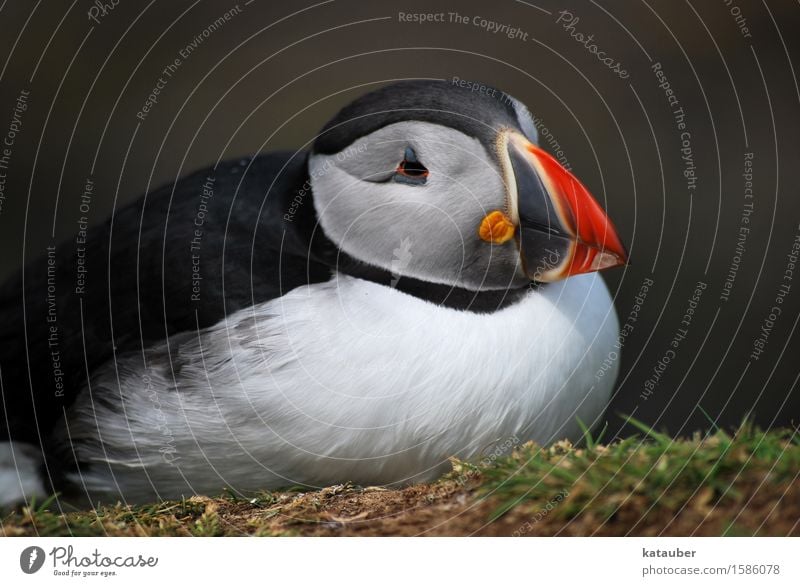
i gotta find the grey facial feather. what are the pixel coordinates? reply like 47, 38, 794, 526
309, 121, 528, 291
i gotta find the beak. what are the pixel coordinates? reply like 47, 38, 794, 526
504, 131, 628, 282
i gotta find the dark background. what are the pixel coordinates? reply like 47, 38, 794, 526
0, 0, 797, 438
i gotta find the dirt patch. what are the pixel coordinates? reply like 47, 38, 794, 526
199, 477, 799, 536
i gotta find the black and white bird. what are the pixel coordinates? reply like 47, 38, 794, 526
0, 80, 627, 506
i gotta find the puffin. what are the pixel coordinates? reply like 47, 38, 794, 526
0, 80, 627, 507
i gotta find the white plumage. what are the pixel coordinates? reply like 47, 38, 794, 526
54, 271, 618, 503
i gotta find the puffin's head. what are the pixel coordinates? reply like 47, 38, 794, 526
309, 80, 627, 292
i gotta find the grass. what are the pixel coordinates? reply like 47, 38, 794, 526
476, 418, 800, 533
2, 419, 799, 536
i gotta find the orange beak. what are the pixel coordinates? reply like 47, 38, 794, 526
505, 132, 628, 282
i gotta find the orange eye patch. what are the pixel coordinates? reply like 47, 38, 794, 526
478, 210, 516, 244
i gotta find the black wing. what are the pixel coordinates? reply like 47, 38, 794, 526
0, 150, 330, 446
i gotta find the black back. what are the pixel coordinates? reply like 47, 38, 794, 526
0, 151, 329, 449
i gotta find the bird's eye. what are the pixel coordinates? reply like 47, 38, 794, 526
394, 147, 428, 184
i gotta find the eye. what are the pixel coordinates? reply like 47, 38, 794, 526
394, 146, 428, 184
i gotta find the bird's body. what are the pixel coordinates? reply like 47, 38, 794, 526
0, 81, 627, 507
55, 270, 617, 502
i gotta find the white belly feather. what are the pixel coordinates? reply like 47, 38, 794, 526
56, 273, 619, 503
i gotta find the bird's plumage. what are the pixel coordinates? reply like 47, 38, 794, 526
313, 80, 538, 155
0, 80, 625, 506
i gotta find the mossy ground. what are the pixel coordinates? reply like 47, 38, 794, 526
3, 421, 798, 536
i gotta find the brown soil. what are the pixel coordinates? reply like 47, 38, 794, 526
183, 477, 800, 537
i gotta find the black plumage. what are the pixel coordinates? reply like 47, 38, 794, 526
0, 152, 326, 457
315, 80, 523, 156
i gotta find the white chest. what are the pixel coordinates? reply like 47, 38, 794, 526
61, 273, 619, 502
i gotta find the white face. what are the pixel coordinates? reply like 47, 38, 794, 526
309, 121, 529, 291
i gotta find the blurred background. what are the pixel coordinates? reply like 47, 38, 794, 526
0, 0, 797, 438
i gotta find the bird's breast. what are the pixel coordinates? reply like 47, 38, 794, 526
59, 272, 620, 501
